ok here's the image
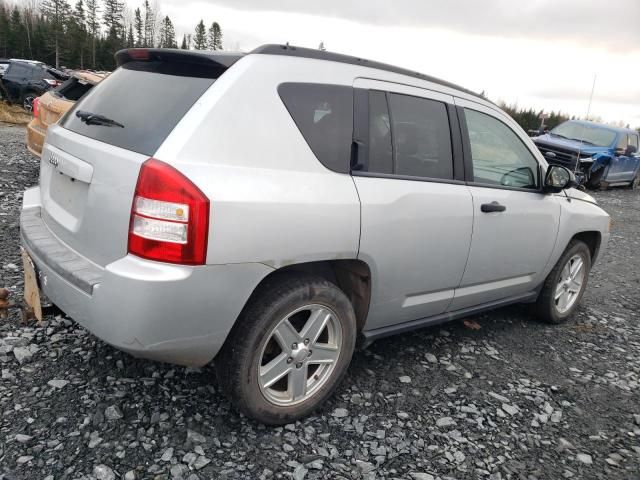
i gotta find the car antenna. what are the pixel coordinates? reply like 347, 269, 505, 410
575, 73, 597, 175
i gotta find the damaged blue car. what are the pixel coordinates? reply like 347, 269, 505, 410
533, 120, 640, 189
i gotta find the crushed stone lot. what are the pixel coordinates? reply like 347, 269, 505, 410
0, 122, 639, 480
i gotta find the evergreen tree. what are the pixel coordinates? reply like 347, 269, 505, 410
0, 3, 10, 58
134, 7, 143, 47
207, 21, 222, 50
180, 33, 187, 50
126, 24, 134, 47
193, 19, 206, 50
143, 0, 155, 47
102, 0, 124, 39
68, 0, 87, 68
158, 15, 176, 48
41, 0, 70, 68
85, 0, 99, 68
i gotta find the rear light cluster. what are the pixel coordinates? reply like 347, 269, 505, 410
128, 159, 210, 265
32, 97, 40, 118
44, 79, 61, 87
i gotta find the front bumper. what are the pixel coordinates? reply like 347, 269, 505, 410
20, 187, 273, 366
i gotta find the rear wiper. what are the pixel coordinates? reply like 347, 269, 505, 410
76, 110, 124, 128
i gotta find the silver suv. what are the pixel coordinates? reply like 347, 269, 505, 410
20, 45, 610, 424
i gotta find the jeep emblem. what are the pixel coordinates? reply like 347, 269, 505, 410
545, 151, 557, 159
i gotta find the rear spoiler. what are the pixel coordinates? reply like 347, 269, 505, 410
115, 48, 244, 70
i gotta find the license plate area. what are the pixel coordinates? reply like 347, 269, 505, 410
21, 248, 43, 322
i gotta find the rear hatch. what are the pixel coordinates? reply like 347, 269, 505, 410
39, 49, 241, 267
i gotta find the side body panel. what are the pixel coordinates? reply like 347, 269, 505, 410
156, 55, 366, 267
450, 97, 562, 309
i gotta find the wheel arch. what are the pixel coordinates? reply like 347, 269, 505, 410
570, 230, 601, 262
246, 259, 372, 333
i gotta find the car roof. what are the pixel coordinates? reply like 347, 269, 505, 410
561, 119, 637, 135
10, 59, 45, 65
250, 44, 485, 101
115, 44, 485, 102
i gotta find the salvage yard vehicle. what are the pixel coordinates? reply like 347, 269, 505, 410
533, 120, 640, 189
0, 59, 69, 112
27, 71, 106, 156
20, 45, 611, 424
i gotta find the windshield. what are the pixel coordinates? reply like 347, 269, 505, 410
550, 121, 617, 147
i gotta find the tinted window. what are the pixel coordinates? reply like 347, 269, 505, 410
62, 62, 217, 155
388, 93, 453, 179
464, 108, 539, 189
278, 83, 353, 173
368, 90, 392, 174
7, 63, 28, 77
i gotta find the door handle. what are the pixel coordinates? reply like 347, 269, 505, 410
481, 201, 506, 213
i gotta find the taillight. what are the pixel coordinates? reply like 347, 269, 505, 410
128, 159, 210, 265
44, 79, 57, 86
32, 97, 40, 118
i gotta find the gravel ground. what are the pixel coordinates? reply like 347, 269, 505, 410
1, 122, 639, 480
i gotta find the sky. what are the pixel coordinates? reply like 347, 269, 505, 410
161, 1, 640, 127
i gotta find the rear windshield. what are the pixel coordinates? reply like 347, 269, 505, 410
62, 61, 217, 155
55, 77, 93, 101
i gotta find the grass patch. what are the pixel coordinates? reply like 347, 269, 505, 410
0, 102, 32, 124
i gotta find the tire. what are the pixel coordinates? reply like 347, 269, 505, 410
534, 240, 591, 324
21, 92, 36, 113
628, 173, 639, 190
215, 273, 357, 424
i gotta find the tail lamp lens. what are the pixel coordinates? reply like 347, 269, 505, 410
128, 158, 209, 265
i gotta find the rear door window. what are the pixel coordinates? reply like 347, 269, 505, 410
278, 83, 353, 173
388, 93, 454, 180
62, 61, 217, 156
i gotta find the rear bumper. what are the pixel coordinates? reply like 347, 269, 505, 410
20, 187, 273, 366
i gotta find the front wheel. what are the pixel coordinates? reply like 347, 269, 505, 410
535, 240, 591, 324
215, 273, 357, 424
22, 92, 36, 112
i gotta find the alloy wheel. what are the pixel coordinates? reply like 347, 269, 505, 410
554, 254, 586, 314
257, 304, 343, 406
23, 95, 35, 113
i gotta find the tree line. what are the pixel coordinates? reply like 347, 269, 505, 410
0, 0, 223, 71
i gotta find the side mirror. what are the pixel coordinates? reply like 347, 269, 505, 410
544, 165, 578, 193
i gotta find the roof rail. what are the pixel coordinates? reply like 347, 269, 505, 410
250, 44, 485, 101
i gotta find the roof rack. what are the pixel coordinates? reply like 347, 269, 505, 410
250, 44, 485, 101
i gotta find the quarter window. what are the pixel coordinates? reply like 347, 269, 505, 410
464, 108, 539, 189
388, 93, 453, 180
278, 83, 353, 173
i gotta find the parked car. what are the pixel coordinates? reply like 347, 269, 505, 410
0, 59, 9, 78
27, 71, 106, 156
0, 59, 69, 111
20, 45, 610, 424
533, 120, 640, 189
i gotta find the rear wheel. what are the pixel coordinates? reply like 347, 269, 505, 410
628, 173, 639, 190
22, 92, 36, 112
215, 273, 357, 424
535, 240, 591, 324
